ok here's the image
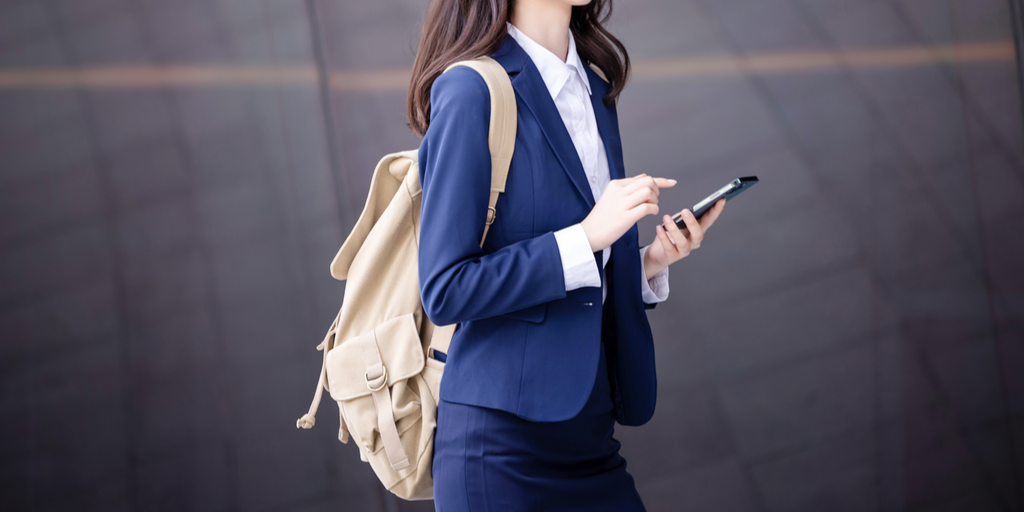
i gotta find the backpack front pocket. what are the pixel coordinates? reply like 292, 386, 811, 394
325, 311, 435, 494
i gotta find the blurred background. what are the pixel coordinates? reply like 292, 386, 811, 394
1, 0, 1022, 510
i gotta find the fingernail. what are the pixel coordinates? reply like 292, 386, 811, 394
667, 179, 677, 184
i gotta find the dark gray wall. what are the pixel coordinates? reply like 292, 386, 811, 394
1, 0, 1022, 511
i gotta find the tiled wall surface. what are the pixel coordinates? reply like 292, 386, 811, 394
1, 0, 1021, 511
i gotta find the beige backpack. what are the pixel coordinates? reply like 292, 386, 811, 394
295, 56, 516, 501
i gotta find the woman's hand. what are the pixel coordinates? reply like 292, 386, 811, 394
644, 198, 726, 279
580, 173, 677, 252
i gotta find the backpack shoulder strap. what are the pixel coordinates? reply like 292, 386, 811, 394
297, 58, 517, 435
427, 57, 517, 357
442, 56, 516, 248
588, 62, 608, 82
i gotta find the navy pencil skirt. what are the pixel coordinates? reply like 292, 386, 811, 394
432, 293, 645, 511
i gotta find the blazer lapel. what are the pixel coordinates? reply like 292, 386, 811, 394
494, 37, 597, 209
585, 65, 624, 181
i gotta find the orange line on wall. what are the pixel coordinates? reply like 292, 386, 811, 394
0, 41, 1014, 91
631, 40, 1017, 80
328, 69, 411, 91
0, 65, 318, 88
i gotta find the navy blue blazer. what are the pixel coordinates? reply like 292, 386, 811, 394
417, 34, 657, 426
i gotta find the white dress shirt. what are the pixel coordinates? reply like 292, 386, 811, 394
506, 22, 669, 306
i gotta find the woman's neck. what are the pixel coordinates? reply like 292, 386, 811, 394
510, 0, 572, 62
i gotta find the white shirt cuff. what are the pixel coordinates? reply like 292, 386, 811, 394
553, 223, 601, 291
639, 244, 669, 303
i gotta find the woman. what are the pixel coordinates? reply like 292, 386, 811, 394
409, 0, 726, 509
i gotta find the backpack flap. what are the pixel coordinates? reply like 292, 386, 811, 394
331, 149, 419, 281
326, 313, 425, 402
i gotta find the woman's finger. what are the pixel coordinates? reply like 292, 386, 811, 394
606, 174, 646, 195
653, 177, 677, 189
621, 175, 673, 198
655, 224, 679, 256
621, 173, 649, 184
658, 215, 678, 248
621, 175, 658, 197
678, 208, 704, 248
624, 184, 659, 210
698, 198, 726, 231
661, 214, 686, 249
626, 201, 659, 223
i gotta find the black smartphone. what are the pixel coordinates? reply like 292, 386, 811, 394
672, 176, 758, 231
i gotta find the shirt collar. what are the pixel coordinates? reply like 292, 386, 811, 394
506, 21, 592, 99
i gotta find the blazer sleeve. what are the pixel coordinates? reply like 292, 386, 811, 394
417, 67, 568, 327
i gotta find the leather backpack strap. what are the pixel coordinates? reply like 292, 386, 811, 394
429, 56, 517, 358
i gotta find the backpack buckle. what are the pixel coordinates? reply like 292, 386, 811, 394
485, 206, 496, 225
365, 365, 389, 392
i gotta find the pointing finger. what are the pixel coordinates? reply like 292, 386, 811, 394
652, 177, 677, 189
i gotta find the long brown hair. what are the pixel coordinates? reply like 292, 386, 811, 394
407, 0, 630, 137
